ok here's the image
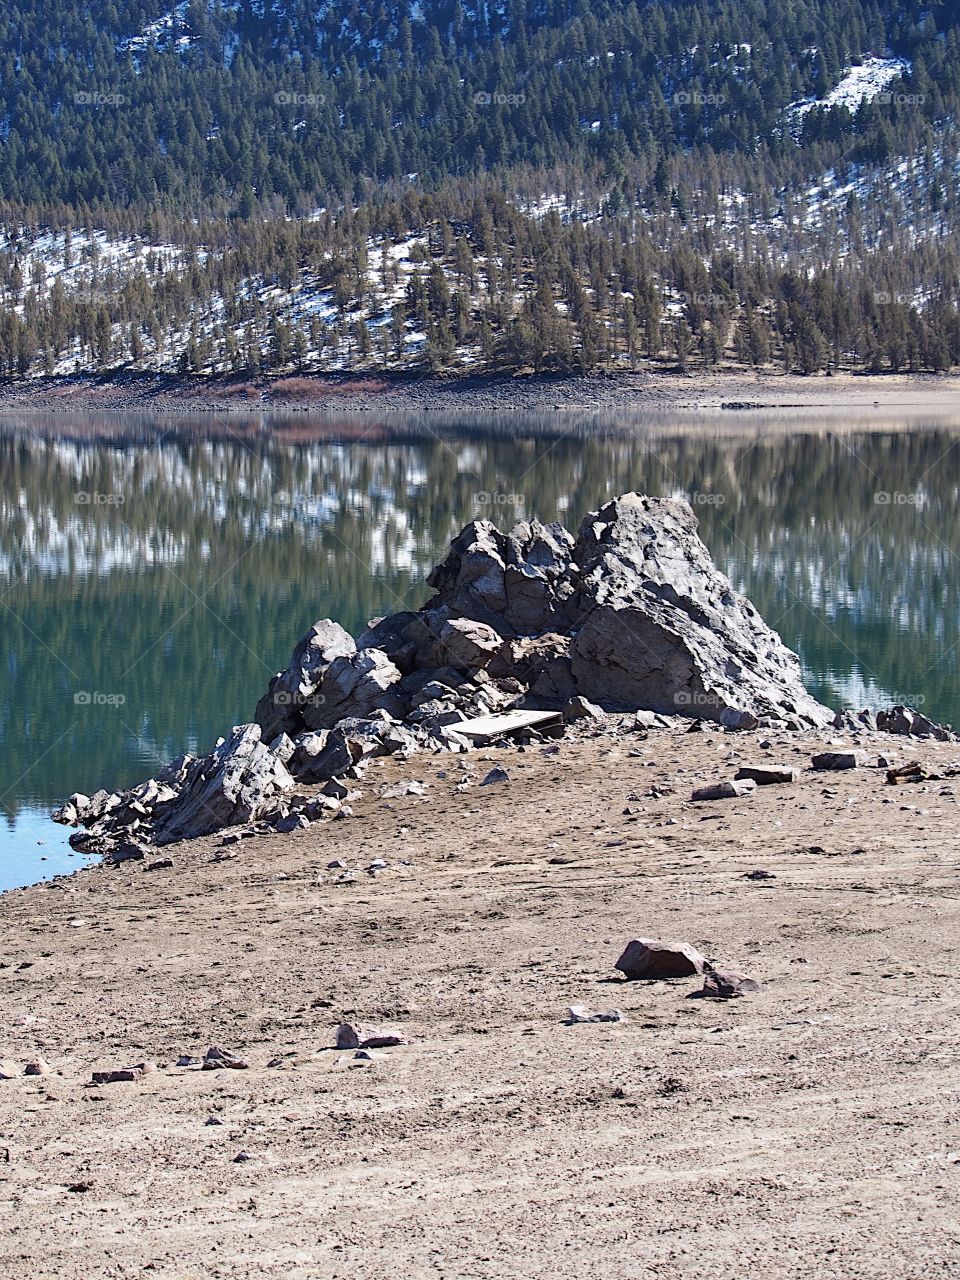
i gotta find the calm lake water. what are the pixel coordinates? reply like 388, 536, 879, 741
2, 406, 959, 890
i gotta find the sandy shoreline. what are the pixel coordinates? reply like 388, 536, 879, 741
0, 368, 958, 415
1, 719, 958, 1276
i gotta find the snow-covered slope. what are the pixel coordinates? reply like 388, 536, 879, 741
790, 56, 911, 119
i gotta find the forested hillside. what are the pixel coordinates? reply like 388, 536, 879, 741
0, 0, 957, 378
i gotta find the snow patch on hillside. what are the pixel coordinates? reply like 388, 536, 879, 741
122, 2, 193, 62
790, 56, 911, 118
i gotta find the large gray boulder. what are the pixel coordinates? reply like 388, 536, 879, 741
416, 494, 830, 725
300, 648, 404, 729
567, 495, 832, 727
255, 619, 356, 739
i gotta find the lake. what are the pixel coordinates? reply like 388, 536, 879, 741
2, 405, 959, 891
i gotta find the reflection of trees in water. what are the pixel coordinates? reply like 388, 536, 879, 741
1, 421, 959, 814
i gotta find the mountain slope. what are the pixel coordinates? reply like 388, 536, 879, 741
0, 0, 957, 380
0, 0, 954, 211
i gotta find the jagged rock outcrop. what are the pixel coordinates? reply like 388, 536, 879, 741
566, 494, 832, 726
832, 703, 955, 740
874, 704, 955, 741
422, 518, 577, 636
254, 619, 356, 740
386, 495, 832, 727
150, 724, 294, 844
300, 649, 404, 730
58, 493, 856, 852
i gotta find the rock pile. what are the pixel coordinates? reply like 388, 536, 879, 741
249, 493, 832, 743
54, 493, 942, 855
832, 704, 957, 741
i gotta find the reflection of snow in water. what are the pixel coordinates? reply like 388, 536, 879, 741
0, 512, 191, 579
0, 440, 448, 582
814, 668, 928, 715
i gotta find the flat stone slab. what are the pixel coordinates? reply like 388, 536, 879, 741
812, 750, 864, 771
734, 765, 799, 785
90, 1062, 157, 1085
691, 779, 757, 801
454, 709, 564, 743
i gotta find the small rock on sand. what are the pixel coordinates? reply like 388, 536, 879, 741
335, 1022, 407, 1049
380, 780, 427, 799
566, 1005, 626, 1024
615, 938, 707, 979
202, 1045, 249, 1070
480, 767, 510, 786
562, 696, 604, 723
700, 967, 762, 998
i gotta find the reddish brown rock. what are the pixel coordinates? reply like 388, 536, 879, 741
615, 938, 707, 980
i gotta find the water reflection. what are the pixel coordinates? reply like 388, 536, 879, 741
1, 408, 958, 853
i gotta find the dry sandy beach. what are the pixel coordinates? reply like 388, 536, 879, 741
0, 368, 958, 415
1, 719, 958, 1278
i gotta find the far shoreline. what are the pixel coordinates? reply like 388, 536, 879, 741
0, 367, 958, 416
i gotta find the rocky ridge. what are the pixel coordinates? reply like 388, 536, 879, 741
53, 493, 952, 855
